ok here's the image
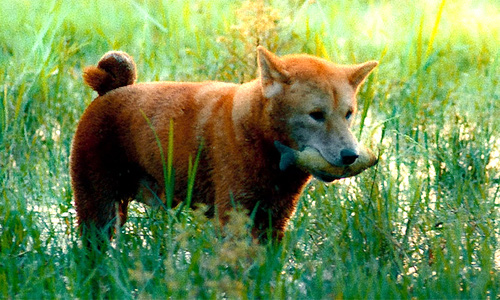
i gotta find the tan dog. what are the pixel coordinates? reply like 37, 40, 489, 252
70, 47, 378, 241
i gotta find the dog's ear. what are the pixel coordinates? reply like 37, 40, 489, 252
257, 46, 290, 99
348, 61, 378, 89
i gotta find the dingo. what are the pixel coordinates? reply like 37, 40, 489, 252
70, 47, 378, 241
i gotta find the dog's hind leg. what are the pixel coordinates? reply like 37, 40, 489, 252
70, 122, 138, 248
71, 159, 137, 247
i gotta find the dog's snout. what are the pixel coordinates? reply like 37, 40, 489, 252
340, 149, 359, 166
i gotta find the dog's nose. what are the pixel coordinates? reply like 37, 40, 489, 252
340, 149, 359, 166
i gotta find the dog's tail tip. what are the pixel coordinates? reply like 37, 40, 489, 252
83, 51, 136, 96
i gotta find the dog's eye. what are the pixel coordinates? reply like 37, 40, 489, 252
309, 111, 325, 122
345, 110, 353, 120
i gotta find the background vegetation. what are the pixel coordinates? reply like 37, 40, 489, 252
0, 0, 499, 298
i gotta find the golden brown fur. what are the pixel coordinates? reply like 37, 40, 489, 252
70, 47, 377, 241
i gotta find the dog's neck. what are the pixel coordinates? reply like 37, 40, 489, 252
232, 79, 275, 143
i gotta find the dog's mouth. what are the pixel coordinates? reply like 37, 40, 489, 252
311, 169, 347, 182
309, 153, 378, 182
274, 140, 377, 181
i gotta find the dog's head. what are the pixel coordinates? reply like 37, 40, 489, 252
257, 46, 378, 181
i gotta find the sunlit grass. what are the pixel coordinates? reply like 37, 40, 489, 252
0, 0, 499, 298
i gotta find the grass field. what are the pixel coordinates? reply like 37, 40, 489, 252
1, 0, 499, 298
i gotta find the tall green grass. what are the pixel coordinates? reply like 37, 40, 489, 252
0, 0, 499, 298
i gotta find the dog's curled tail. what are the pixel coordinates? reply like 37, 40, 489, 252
83, 51, 137, 96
